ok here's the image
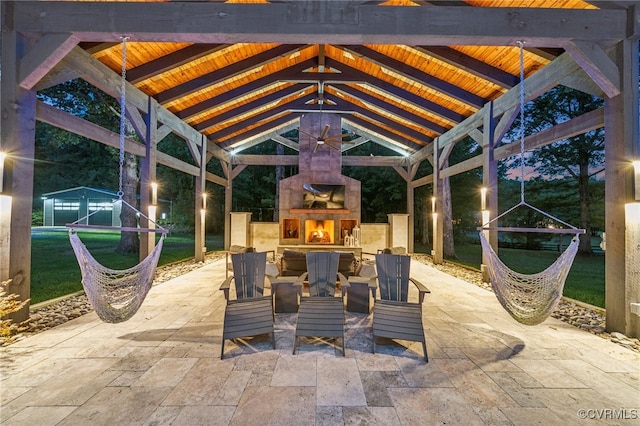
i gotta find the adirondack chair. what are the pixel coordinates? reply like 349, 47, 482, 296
373, 253, 431, 362
293, 251, 350, 355
220, 251, 275, 359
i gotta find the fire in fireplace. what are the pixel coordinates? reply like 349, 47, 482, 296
305, 220, 334, 244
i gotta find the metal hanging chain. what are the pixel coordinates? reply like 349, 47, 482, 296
517, 40, 526, 204
118, 36, 129, 199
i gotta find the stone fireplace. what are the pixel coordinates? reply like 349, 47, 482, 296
278, 113, 361, 246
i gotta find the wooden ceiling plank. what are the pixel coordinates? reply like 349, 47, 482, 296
218, 113, 303, 149
230, 121, 301, 154
232, 155, 299, 166
343, 156, 405, 167
14, 3, 626, 46
195, 83, 311, 132
564, 40, 621, 97
343, 116, 422, 152
325, 56, 465, 124
333, 84, 447, 134
126, 43, 229, 84
155, 44, 305, 104
326, 96, 432, 143
208, 94, 316, 141
176, 58, 317, 119
342, 120, 419, 154
341, 45, 487, 108
413, 46, 518, 89
19, 32, 79, 90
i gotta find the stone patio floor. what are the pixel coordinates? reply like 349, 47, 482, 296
1, 258, 639, 425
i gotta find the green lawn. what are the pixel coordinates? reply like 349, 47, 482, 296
415, 242, 605, 308
30, 229, 223, 304
29, 230, 605, 309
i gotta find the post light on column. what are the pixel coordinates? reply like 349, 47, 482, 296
0, 151, 6, 193
431, 196, 436, 215
431, 196, 437, 256
200, 192, 207, 255
633, 161, 640, 201
150, 181, 158, 206
480, 187, 487, 211
202, 192, 207, 211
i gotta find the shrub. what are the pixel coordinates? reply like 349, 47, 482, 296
0, 279, 30, 346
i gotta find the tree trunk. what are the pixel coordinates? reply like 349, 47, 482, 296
442, 172, 457, 259
578, 155, 592, 254
117, 152, 140, 254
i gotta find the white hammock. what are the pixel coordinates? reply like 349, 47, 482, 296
69, 232, 165, 323
479, 232, 579, 325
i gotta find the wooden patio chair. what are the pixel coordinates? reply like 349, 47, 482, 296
293, 251, 349, 356
220, 251, 275, 359
373, 253, 431, 362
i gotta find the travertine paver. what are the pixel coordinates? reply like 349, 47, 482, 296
1, 257, 639, 425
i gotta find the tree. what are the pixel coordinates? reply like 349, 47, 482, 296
37, 79, 140, 253
509, 85, 604, 254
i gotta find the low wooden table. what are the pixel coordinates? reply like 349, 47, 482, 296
346, 276, 376, 314
271, 277, 299, 313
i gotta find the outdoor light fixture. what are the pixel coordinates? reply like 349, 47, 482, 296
0, 151, 6, 193
480, 187, 487, 211
633, 160, 640, 201
150, 181, 158, 206
202, 192, 208, 210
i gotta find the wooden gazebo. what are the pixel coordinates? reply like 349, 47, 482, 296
1, 1, 638, 337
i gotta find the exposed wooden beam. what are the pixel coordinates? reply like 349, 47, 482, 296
340, 45, 487, 108
155, 44, 305, 104
564, 40, 621, 97
126, 44, 228, 84
176, 58, 317, 120
412, 46, 518, 89
272, 135, 300, 152
18, 32, 79, 90
14, 3, 627, 46
195, 83, 312, 132
331, 84, 447, 135
325, 56, 464, 124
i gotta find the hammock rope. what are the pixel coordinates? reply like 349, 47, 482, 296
67, 36, 166, 323
480, 232, 579, 325
478, 41, 584, 325
69, 231, 165, 323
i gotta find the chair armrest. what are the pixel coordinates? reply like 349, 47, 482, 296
337, 272, 350, 297
410, 277, 431, 304
219, 276, 234, 300
265, 249, 276, 262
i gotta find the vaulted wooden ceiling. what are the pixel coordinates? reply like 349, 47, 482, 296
18, 0, 624, 157
54, 0, 605, 156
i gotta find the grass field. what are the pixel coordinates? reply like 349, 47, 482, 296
415, 242, 605, 308
30, 229, 224, 304
28, 230, 605, 309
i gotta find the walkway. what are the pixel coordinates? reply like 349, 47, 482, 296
1, 258, 638, 425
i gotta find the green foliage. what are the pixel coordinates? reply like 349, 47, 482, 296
32, 209, 44, 226
343, 142, 407, 222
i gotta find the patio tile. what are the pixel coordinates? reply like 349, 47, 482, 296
360, 370, 407, 406
161, 358, 235, 405
498, 407, 568, 426
316, 357, 366, 406
0, 406, 77, 426
170, 406, 236, 426
230, 386, 315, 425
271, 354, 316, 386
343, 406, 402, 425
132, 357, 198, 387
316, 406, 343, 426
389, 387, 485, 425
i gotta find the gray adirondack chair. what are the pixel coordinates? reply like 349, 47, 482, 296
293, 251, 349, 355
220, 251, 275, 359
373, 253, 430, 362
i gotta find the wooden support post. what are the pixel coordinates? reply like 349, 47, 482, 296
1, 22, 36, 322
482, 102, 499, 283
139, 97, 157, 262
194, 135, 207, 262
604, 36, 640, 338
432, 138, 443, 264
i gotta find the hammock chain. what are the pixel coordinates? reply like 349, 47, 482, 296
118, 36, 129, 200
517, 40, 526, 204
